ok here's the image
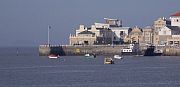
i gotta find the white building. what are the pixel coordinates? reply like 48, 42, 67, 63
104, 18, 122, 27
111, 27, 131, 44
158, 26, 171, 35
170, 12, 180, 27
159, 26, 180, 35
103, 18, 131, 44
70, 24, 113, 45
94, 23, 109, 28
70, 18, 131, 45
158, 26, 180, 45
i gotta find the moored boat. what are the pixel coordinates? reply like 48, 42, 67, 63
121, 44, 140, 55
114, 55, 122, 59
144, 45, 163, 56
84, 53, 96, 58
48, 54, 60, 59
104, 57, 114, 64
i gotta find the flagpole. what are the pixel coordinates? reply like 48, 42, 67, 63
48, 25, 50, 46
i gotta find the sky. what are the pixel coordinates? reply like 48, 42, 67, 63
0, 0, 179, 47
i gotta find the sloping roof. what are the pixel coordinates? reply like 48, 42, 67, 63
167, 26, 180, 30
167, 26, 180, 35
131, 27, 142, 33
129, 27, 142, 35
78, 30, 95, 35
171, 12, 180, 16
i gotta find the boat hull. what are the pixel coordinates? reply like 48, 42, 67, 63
121, 52, 138, 55
48, 57, 59, 59
85, 56, 95, 58
48, 54, 60, 59
84, 54, 96, 58
104, 58, 114, 64
144, 46, 163, 56
114, 55, 122, 59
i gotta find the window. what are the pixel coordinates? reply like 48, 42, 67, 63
120, 31, 124, 35
177, 19, 179, 22
114, 36, 116, 40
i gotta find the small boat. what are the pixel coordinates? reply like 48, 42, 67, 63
121, 44, 140, 55
104, 57, 114, 64
84, 53, 90, 57
48, 54, 60, 59
84, 53, 96, 58
114, 55, 122, 59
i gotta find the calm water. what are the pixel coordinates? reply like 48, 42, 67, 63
0, 47, 180, 87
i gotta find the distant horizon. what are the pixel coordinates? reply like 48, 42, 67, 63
0, 0, 179, 47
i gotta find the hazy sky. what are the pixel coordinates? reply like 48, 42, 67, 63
0, 0, 179, 47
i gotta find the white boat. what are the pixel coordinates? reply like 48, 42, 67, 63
84, 53, 96, 58
121, 44, 140, 55
114, 55, 122, 59
84, 54, 90, 57
48, 54, 60, 59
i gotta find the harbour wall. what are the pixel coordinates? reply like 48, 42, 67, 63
39, 45, 180, 56
39, 45, 144, 56
163, 46, 180, 56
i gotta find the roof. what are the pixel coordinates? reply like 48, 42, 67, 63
131, 27, 143, 33
171, 12, 180, 16
167, 26, 180, 35
167, 26, 180, 30
104, 18, 118, 21
78, 30, 95, 35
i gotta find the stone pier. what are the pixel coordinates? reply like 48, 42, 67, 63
39, 45, 180, 56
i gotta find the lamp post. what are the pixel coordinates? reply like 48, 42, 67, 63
48, 25, 51, 47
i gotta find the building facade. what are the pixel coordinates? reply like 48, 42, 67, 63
69, 31, 96, 45
142, 26, 153, 45
69, 18, 132, 45
128, 26, 143, 44
111, 27, 131, 44
104, 18, 131, 44
69, 12, 180, 46
167, 35, 180, 46
153, 17, 171, 45
69, 24, 113, 45
155, 26, 180, 45
170, 12, 180, 27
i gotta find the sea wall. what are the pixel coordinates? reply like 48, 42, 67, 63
163, 46, 180, 56
39, 45, 180, 56
39, 45, 50, 56
39, 45, 145, 56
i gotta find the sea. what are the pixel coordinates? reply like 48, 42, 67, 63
0, 47, 180, 87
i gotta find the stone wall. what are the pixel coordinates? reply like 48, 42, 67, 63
39, 45, 133, 56
39, 45, 180, 56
